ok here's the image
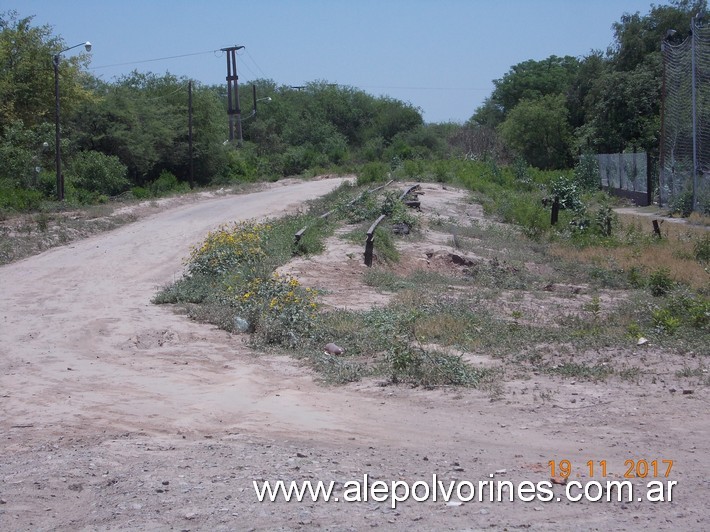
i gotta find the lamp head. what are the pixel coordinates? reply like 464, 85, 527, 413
84, 41, 92, 52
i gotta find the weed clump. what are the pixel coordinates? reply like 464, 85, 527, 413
155, 216, 328, 348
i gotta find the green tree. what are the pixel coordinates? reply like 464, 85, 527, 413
498, 94, 573, 169
487, 55, 580, 119
72, 72, 227, 185
0, 11, 59, 129
0, 11, 92, 186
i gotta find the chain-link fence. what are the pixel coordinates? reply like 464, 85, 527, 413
660, 15, 710, 213
598, 152, 651, 206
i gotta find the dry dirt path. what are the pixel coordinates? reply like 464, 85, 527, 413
0, 179, 707, 531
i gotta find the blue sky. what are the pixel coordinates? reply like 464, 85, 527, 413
14, 0, 659, 123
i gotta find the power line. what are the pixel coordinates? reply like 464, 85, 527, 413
354, 85, 490, 91
244, 48, 268, 78
90, 49, 222, 70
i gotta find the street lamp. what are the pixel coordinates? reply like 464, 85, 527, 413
54, 41, 91, 201
249, 84, 272, 117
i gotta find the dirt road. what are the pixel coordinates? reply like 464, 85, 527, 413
0, 179, 707, 530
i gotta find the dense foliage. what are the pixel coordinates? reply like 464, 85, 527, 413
468, 0, 706, 169
0, 1, 707, 210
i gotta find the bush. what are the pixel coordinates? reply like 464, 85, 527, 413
232, 273, 319, 345
187, 221, 270, 278
151, 170, 189, 196
68, 151, 129, 196
550, 174, 584, 211
380, 191, 417, 228
648, 267, 675, 297
669, 189, 694, 217
574, 153, 600, 191
357, 162, 388, 186
0, 187, 44, 211
694, 234, 710, 265
217, 145, 258, 183
131, 186, 151, 200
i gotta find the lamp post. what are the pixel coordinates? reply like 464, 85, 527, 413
54, 41, 91, 201
251, 84, 272, 115
223, 89, 271, 145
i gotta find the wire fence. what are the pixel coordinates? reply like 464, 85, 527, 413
598, 153, 651, 206
660, 15, 710, 213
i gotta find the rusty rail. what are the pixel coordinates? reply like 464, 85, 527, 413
400, 183, 421, 209
364, 214, 387, 267
294, 180, 395, 245
399, 183, 420, 200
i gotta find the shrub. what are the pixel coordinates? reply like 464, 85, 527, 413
648, 267, 675, 297
694, 234, 710, 265
0, 187, 44, 211
574, 152, 600, 191
187, 221, 271, 278
549, 175, 584, 211
669, 189, 694, 217
231, 273, 318, 345
131, 186, 151, 200
651, 307, 681, 334
151, 170, 189, 196
68, 151, 129, 196
380, 191, 417, 228
357, 162, 388, 186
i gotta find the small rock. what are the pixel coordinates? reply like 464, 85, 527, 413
296, 452, 307, 458
495, 469, 507, 475
637, 337, 649, 346
446, 501, 462, 507
479, 509, 489, 515
682, 389, 694, 395
233, 316, 249, 333
324, 343, 344, 355
550, 476, 567, 485
184, 512, 197, 520
392, 223, 410, 235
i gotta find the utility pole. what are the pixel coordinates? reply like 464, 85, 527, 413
188, 80, 194, 187
221, 45, 245, 145
691, 15, 700, 211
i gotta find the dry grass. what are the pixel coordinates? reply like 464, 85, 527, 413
551, 214, 709, 291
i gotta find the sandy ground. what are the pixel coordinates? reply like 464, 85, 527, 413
1, 179, 708, 531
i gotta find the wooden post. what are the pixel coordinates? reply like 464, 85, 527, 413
652, 220, 662, 238
551, 196, 560, 225
364, 237, 375, 267
364, 214, 386, 267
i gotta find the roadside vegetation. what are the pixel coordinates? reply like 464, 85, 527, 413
3, 3, 708, 390
3, 2, 710, 218
155, 161, 708, 391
